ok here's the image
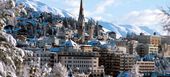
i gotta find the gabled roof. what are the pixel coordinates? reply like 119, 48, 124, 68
62, 39, 78, 47
88, 39, 109, 46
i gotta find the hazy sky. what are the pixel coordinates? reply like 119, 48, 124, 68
39, 0, 170, 27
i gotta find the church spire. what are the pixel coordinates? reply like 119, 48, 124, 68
77, 0, 85, 44
78, 0, 84, 22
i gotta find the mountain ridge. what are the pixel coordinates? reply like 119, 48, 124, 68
16, 0, 161, 38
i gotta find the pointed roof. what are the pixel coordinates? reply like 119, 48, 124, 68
79, 0, 83, 16
78, 0, 84, 21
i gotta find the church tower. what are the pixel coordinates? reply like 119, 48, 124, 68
78, 0, 85, 44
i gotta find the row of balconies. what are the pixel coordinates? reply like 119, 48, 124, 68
139, 68, 155, 70
139, 70, 154, 73
66, 60, 95, 64
73, 57, 94, 59
66, 64, 93, 68
58, 52, 100, 57
139, 66, 155, 68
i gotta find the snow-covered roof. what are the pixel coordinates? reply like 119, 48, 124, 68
88, 39, 108, 46
50, 47, 60, 52
62, 39, 78, 47
143, 54, 156, 61
26, 20, 37, 26
16, 17, 27, 21
117, 71, 132, 77
27, 37, 37, 43
38, 36, 48, 41
88, 39, 99, 46
107, 39, 116, 46
99, 41, 107, 45
80, 45, 92, 47
100, 44, 112, 49
13, 28, 21, 32
85, 33, 89, 36
100, 43, 116, 50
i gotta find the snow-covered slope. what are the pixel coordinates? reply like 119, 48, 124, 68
98, 21, 161, 38
16, 0, 75, 18
17, 0, 162, 38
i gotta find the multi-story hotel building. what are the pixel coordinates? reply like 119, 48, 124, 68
161, 36, 170, 45
58, 51, 104, 77
146, 44, 158, 54
97, 48, 114, 75
135, 35, 161, 47
112, 53, 136, 76
58, 40, 104, 77
24, 47, 58, 67
162, 44, 170, 62
136, 43, 158, 57
150, 35, 161, 47
136, 43, 148, 57
137, 61, 155, 73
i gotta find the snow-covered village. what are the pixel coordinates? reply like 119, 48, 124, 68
0, 0, 170, 77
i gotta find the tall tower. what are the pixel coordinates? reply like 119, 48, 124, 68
88, 19, 95, 40
78, 0, 85, 44
89, 25, 94, 40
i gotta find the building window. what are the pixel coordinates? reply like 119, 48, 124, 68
68, 57, 72, 59
37, 54, 39, 57
68, 61, 72, 63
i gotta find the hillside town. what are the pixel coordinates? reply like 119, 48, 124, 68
0, 0, 170, 77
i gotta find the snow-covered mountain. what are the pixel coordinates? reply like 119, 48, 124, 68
17, 0, 162, 38
16, 0, 75, 18
99, 21, 160, 38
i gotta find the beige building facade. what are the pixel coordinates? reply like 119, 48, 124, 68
136, 61, 155, 73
